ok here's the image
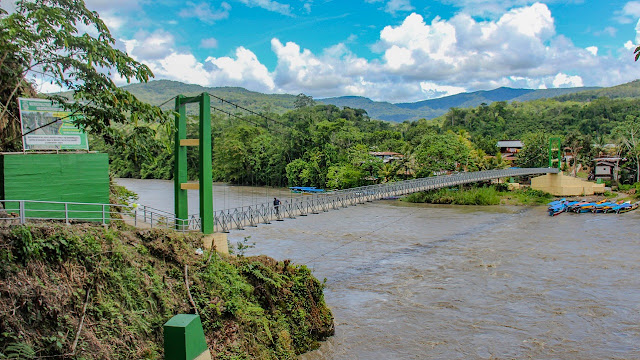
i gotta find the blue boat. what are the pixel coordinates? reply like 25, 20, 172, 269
547, 198, 566, 207
289, 186, 325, 194
548, 201, 569, 216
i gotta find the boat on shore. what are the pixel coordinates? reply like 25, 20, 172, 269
547, 198, 639, 216
290, 186, 326, 194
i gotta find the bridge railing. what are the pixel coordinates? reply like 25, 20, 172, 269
207, 168, 558, 233
0, 199, 192, 231
1, 168, 557, 233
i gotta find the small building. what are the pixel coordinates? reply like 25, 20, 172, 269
593, 157, 625, 181
496, 140, 523, 162
369, 151, 403, 163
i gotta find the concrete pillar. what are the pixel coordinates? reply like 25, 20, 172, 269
202, 233, 229, 255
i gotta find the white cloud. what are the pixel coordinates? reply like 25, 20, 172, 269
179, 2, 231, 24
552, 73, 583, 87
200, 37, 219, 49
386, 0, 414, 14
594, 26, 617, 37
204, 47, 276, 91
419, 82, 466, 98
237, 0, 292, 16
116, 2, 640, 103
303, 1, 313, 13
617, 1, 640, 23
123, 30, 176, 60
365, 0, 414, 14
85, 0, 143, 12
624, 40, 636, 50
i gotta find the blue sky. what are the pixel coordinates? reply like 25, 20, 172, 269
27, 1, 640, 102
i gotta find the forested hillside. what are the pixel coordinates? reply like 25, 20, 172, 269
120, 80, 616, 123
122, 80, 299, 114
100, 92, 640, 189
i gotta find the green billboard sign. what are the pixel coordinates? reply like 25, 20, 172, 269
18, 98, 89, 151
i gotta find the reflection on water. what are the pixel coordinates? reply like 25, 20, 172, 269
117, 179, 640, 359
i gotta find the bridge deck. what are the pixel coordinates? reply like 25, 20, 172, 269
207, 168, 558, 233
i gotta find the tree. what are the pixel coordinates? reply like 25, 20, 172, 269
293, 93, 315, 109
0, 0, 164, 151
563, 130, 592, 177
414, 131, 471, 177
612, 118, 640, 183
517, 132, 550, 168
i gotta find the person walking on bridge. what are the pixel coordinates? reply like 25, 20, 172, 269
273, 197, 281, 216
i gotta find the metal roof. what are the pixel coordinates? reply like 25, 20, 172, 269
497, 140, 523, 148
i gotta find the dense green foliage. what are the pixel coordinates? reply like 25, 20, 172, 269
404, 185, 553, 206
101, 91, 640, 188
0, 224, 333, 359
98, 104, 423, 189
0, 0, 164, 152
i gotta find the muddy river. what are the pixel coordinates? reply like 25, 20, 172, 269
116, 179, 640, 359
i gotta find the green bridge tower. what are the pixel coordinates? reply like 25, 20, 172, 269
174, 93, 213, 234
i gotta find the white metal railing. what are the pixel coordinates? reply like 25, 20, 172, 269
0, 199, 194, 231
208, 167, 558, 233
0, 168, 557, 233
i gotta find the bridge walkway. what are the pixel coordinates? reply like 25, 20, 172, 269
207, 168, 558, 233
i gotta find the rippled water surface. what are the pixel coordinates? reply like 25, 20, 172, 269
117, 179, 640, 359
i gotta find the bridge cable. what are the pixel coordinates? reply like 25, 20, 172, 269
207, 92, 288, 128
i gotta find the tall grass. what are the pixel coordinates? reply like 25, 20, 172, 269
404, 186, 552, 205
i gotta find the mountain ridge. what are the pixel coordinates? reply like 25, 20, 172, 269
122, 80, 640, 122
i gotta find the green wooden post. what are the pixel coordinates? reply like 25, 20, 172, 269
164, 314, 211, 360
174, 96, 189, 230
199, 93, 214, 234
549, 137, 562, 170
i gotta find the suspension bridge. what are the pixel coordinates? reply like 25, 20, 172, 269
0, 167, 558, 233
1, 92, 561, 235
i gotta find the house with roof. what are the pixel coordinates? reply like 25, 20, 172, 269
593, 157, 624, 181
496, 140, 523, 162
369, 151, 404, 163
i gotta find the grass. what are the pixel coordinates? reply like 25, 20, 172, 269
404, 185, 553, 206
0, 224, 333, 359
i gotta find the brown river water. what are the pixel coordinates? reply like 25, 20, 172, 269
116, 179, 640, 359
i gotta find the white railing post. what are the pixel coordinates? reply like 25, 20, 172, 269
65, 203, 69, 224
19, 201, 25, 224
102, 204, 106, 225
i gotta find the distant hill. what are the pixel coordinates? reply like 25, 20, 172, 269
122, 79, 640, 122
555, 80, 640, 101
319, 86, 599, 122
122, 80, 298, 114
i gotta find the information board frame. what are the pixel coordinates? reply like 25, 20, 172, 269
18, 97, 89, 151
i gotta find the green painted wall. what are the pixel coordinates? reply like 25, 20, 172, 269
1, 153, 109, 221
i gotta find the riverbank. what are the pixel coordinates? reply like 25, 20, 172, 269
0, 223, 333, 359
403, 185, 554, 206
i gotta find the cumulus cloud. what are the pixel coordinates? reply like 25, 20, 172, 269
123, 30, 176, 60
179, 2, 231, 23
123, 33, 275, 92
204, 47, 275, 91
237, 0, 292, 16
117, 2, 640, 103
